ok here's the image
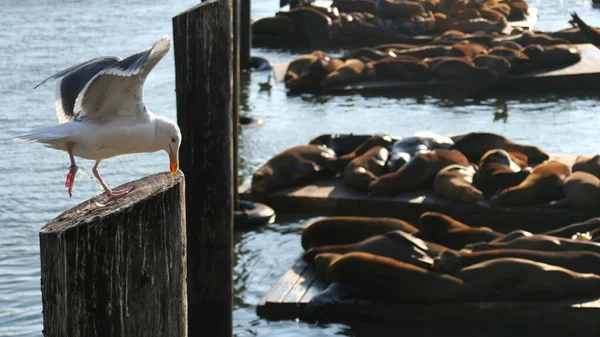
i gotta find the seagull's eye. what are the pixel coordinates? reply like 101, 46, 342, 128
171, 137, 176, 142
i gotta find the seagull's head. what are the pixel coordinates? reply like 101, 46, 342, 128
155, 117, 182, 175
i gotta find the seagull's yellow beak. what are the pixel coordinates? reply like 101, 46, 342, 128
169, 150, 179, 175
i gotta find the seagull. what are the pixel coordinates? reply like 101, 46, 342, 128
15, 36, 181, 198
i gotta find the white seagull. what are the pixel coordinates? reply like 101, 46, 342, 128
16, 36, 181, 198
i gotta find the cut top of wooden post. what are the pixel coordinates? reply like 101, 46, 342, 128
41, 171, 185, 234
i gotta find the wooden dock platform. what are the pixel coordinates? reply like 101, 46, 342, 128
256, 257, 600, 334
271, 44, 600, 97
240, 154, 600, 233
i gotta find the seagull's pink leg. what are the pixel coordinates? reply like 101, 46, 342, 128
65, 142, 78, 198
92, 161, 133, 197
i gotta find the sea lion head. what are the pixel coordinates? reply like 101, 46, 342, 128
432, 250, 462, 274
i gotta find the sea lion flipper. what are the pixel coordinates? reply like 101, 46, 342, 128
306, 282, 360, 315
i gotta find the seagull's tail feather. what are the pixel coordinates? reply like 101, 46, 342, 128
13, 124, 72, 144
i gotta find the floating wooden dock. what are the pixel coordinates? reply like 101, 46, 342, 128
276, 43, 600, 97
257, 257, 600, 334
240, 154, 600, 233
253, 8, 538, 49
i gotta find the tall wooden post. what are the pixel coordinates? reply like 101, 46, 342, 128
240, 0, 251, 70
173, 1, 234, 337
233, 0, 241, 210
39, 172, 187, 337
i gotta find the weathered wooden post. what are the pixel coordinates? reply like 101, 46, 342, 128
240, 0, 251, 70
39, 172, 187, 337
173, 1, 234, 337
233, 0, 241, 210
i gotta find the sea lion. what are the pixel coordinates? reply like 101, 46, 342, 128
332, 0, 378, 14
326, 135, 396, 172
389, 45, 453, 58
507, 0, 529, 21
490, 161, 571, 206
486, 46, 530, 73
472, 149, 531, 196
433, 164, 484, 203
339, 47, 392, 63
396, 11, 438, 35
285, 53, 331, 93
323, 252, 479, 302
449, 131, 550, 165
555, 171, 600, 211
572, 155, 600, 179
301, 215, 418, 249
541, 217, 600, 239
465, 233, 600, 255
367, 56, 429, 81
425, 56, 499, 81
445, 41, 488, 60
569, 12, 600, 47
309, 133, 386, 156
343, 146, 389, 193
434, 248, 600, 275
472, 54, 511, 77
251, 145, 335, 193
450, 16, 507, 34
514, 31, 570, 47
387, 131, 454, 172
454, 257, 600, 300
525, 44, 582, 71
368, 149, 469, 196
303, 230, 447, 269
453, 8, 482, 21
415, 211, 503, 249
490, 40, 524, 51
328, 58, 346, 72
251, 15, 296, 35
479, 7, 505, 22
375, 0, 427, 19
321, 58, 365, 88
284, 51, 328, 84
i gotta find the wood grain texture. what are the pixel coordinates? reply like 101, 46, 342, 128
40, 172, 187, 337
173, 1, 234, 336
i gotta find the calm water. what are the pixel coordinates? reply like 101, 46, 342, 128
1, 1, 600, 336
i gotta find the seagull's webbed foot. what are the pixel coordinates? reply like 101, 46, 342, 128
65, 164, 78, 198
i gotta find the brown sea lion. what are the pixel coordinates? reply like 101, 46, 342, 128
526, 44, 582, 71
301, 215, 418, 249
445, 41, 488, 60
453, 8, 482, 20
284, 51, 328, 84
433, 164, 484, 203
339, 47, 392, 63
375, 0, 427, 19
396, 11, 438, 35
569, 12, 600, 47
415, 212, 503, 249
449, 131, 550, 165
450, 16, 507, 34
251, 15, 296, 35
472, 54, 511, 77
490, 40, 524, 50
328, 58, 346, 72
487, 46, 530, 73
321, 58, 365, 88
465, 233, 600, 255
326, 135, 395, 172
368, 149, 469, 196
435, 248, 600, 275
541, 217, 600, 239
479, 7, 505, 22
372, 43, 420, 52
515, 32, 570, 47
472, 149, 531, 196
304, 230, 448, 269
367, 56, 429, 81
325, 252, 479, 302
454, 257, 600, 300
572, 155, 600, 179
251, 145, 335, 193
425, 56, 498, 81
490, 161, 571, 206
555, 171, 600, 211
507, 0, 528, 21
343, 146, 389, 193
390, 45, 453, 58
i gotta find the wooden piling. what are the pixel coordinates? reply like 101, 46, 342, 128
240, 0, 251, 70
233, 0, 241, 210
173, 1, 234, 337
39, 172, 187, 337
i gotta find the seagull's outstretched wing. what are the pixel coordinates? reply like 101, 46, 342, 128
35, 57, 122, 123
36, 36, 171, 123
75, 35, 171, 122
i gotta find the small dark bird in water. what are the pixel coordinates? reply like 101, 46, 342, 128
493, 102, 508, 122
259, 75, 272, 91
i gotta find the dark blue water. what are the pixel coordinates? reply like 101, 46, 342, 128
2, 1, 600, 336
